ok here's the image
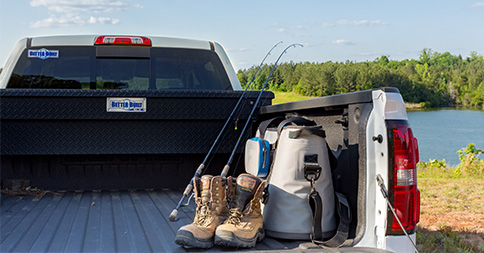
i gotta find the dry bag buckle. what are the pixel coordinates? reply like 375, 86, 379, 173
304, 163, 321, 189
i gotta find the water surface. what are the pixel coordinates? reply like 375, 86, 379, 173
407, 108, 484, 166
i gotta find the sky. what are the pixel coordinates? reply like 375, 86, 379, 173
0, 0, 483, 70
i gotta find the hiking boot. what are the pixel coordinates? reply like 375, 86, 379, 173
214, 173, 266, 248
175, 175, 229, 248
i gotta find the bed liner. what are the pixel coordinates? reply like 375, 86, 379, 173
0, 190, 388, 252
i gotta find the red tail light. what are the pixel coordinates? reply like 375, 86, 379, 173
94, 36, 151, 46
387, 121, 420, 235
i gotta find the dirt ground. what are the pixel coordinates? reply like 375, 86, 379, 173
418, 177, 484, 251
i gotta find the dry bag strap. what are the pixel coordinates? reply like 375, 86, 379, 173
309, 188, 323, 241
305, 162, 350, 248
258, 117, 284, 139
288, 126, 326, 139
276, 117, 316, 136
304, 164, 323, 242
310, 192, 352, 248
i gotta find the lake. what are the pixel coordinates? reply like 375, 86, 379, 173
407, 108, 484, 166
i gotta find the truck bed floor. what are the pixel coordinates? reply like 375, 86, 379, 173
1, 190, 386, 252
1, 189, 311, 252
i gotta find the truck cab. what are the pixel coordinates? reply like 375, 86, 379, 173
0, 35, 242, 90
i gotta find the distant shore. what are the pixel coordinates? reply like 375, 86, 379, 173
405, 102, 423, 110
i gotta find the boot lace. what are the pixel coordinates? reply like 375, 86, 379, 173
226, 208, 243, 225
194, 201, 212, 226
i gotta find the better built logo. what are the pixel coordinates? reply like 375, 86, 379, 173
107, 97, 146, 112
28, 48, 59, 60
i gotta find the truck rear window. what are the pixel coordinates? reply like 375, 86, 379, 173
7, 46, 232, 90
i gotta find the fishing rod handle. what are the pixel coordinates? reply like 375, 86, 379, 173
168, 209, 179, 221
183, 182, 194, 196
168, 192, 187, 221
168, 182, 194, 221
221, 165, 230, 178
194, 164, 205, 178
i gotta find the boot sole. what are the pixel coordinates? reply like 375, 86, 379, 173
214, 228, 265, 248
175, 230, 213, 249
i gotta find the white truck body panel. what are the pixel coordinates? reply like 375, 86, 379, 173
0, 39, 27, 87
356, 90, 415, 251
385, 234, 417, 252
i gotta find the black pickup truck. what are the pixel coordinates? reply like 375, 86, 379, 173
0, 35, 419, 252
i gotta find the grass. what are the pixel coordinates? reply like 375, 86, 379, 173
417, 155, 484, 252
270, 90, 315, 105
417, 226, 478, 253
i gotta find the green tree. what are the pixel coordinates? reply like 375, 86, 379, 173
236, 49, 484, 108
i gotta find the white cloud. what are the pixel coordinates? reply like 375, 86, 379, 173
320, 22, 335, 28
31, 14, 86, 28
29, 0, 139, 13
29, 0, 141, 28
337, 20, 387, 26
470, 2, 484, 8
273, 23, 308, 34
332, 39, 354, 46
88, 16, 120, 25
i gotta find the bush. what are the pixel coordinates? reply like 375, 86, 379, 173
419, 101, 432, 108
417, 159, 453, 178
456, 143, 484, 178
418, 144, 484, 179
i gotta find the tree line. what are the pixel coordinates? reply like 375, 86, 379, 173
237, 49, 484, 108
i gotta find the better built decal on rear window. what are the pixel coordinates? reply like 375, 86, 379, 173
107, 97, 146, 112
28, 48, 59, 60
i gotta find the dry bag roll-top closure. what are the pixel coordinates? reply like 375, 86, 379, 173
244, 117, 346, 244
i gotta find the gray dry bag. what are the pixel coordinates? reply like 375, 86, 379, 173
262, 118, 337, 240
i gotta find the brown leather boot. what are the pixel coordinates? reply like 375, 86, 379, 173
214, 173, 266, 248
175, 175, 229, 248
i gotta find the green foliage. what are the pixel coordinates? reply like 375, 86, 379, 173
456, 143, 484, 178
457, 143, 483, 163
419, 102, 431, 108
237, 50, 484, 108
426, 159, 447, 169
417, 159, 453, 179
418, 144, 484, 179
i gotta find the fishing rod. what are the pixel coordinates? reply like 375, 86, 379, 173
169, 41, 283, 221
220, 43, 303, 177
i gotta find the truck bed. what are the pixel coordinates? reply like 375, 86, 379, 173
1, 190, 306, 252
1, 190, 388, 252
